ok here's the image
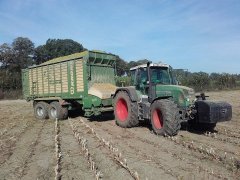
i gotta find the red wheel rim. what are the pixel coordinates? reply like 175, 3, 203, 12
116, 98, 128, 121
153, 109, 163, 129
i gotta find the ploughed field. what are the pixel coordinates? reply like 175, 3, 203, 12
0, 90, 239, 180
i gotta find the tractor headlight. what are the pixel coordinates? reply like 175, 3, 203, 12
178, 93, 185, 105
184, 88, 195, 103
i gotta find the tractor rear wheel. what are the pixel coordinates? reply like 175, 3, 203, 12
34, 101, 49, 120
150, 99, 180, 136
48, 101, 68, 120
114, 91, 139, 128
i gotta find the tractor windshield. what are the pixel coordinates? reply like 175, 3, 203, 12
150, 67, 175, 85
130, 65, 177, 86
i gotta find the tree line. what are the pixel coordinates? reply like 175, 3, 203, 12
174, 70, 240, 92
0, 37, 84, 93
0, 37, 239, 98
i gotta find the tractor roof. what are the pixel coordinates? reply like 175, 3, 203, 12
130, 62, 169, 71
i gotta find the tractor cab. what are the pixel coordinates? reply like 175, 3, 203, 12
129, 63, 194, 109
130, 63, 177, 95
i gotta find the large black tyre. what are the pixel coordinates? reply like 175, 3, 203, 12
34, 101, 49, 120
114, 91, 139, 128
150, 99, 180, 136
48, 101, 68, 120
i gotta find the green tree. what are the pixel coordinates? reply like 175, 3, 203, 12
216, 73, 236, 90
0, 43, 15, 68
186, 72, 210, 91
116, 56, 128, 76
173, 69, 190, 85
34, 45, 49, 64
0, 37, 34, 90
12, 37, 34, 70
34, 39, 85, 64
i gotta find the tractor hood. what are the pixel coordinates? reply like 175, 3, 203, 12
88, 83, 117, 99
155, 85, 195, 107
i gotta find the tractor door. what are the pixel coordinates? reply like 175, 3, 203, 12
136, 67, 148, 95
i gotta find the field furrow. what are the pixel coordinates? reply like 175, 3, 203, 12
59, 120, 95, 180
82, 117, 239, 179
70, 118, 136, 180
0, 91, 239, 180
20, 120, 56, 180
0, 119, 46, 179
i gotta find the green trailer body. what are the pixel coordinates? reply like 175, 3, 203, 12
22, 50, 117, 117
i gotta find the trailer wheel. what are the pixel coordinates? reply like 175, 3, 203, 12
48, 101, 68, 120
150, 99, 180, 136
34, 101, 49, 120
114, 91, 138, 128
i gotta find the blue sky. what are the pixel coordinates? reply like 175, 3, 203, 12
0, 0, 239, 73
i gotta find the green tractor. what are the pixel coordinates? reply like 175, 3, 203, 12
113, 62, 232, 136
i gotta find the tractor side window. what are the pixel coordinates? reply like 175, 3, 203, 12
135, 67, 148, 93
130, 70, 136, 85
139, 68, 147, 84
151, 69, 158, 83
161, 70, 170, 84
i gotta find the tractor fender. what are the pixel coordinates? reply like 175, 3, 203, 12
114, 86, 139, 102
152, 95, 173, 103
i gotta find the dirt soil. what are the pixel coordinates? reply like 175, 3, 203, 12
0, 90, 239, 180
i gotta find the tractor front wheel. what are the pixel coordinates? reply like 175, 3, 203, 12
114, 91, 138, 128
150, 99, 180, 136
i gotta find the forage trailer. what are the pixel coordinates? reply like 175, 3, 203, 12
22, 50, 117, 119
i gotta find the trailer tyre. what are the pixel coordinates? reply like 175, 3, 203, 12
48, 101, 68, 120
150, 99, 180, 136
114, 91, 139, 128
34, 101, 49, 120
